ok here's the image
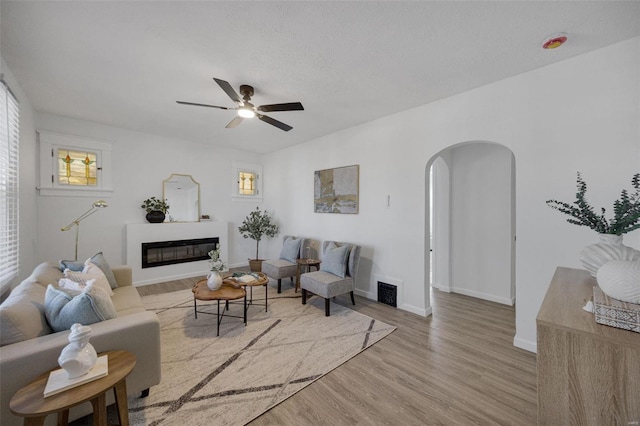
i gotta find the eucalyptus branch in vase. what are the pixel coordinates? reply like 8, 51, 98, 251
546, 172, 640, 235
546, 172, 640, 277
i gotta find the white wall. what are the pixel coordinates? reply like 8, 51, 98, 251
449, 142, 514, 305
1, 59, 38, 292
431, 155, 450, 291
33, 113, 270, 270
10, 37, 640, 351
263, 37, 640, 352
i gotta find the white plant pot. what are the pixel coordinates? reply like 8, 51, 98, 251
597, 260, 640, 304
207, 271, 223, 290
579, 234, 640, 277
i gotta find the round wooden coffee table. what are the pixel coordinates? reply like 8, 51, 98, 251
193, 279, 246, 336
10, 350, 135, 426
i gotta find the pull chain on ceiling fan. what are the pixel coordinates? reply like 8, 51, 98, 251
177, 78, 304, 131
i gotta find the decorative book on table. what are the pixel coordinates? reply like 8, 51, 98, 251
44, 355, 109, 397
229, 272, 260, 283
593, 285, 640, 333
237, 275, 257, 283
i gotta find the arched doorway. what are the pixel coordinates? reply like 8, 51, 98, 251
426, 142, 515, 307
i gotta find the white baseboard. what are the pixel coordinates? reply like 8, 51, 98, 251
448, 286, 514, 306
134, 262, 251, 286
400, 303, 431, 317
134, 270, 207, 287
354, 288, 375, 299
354, 288, 431, 317
513, 335, 536, 353
431, 283, 452, 293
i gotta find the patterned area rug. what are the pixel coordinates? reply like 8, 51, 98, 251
129, 285, 396, 426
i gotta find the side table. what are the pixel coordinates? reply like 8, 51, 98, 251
10, 350, 136, 426
193, 279, 246, 336
296, 259, 321, 293
237, 272, 269, 317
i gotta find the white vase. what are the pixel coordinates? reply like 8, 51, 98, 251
58, 323, 98, 379
597, 260, 640, 304
579, 234, 640, 277
207, 271, 223, 290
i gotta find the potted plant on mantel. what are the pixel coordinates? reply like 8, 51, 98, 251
238, 207, 279, 272
546, 172, 640, 278
141, 197, 170, 223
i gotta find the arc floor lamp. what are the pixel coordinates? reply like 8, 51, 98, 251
61, 200, 108, 261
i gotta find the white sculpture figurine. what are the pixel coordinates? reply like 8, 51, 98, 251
58, 323, 98, 379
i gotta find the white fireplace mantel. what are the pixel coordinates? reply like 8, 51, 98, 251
126, 221, 228, 286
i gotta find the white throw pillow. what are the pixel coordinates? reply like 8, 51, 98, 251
57, 277, 86, 294
65, 266, 114, 296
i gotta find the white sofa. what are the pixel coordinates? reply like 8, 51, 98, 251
0, 262, 161, 426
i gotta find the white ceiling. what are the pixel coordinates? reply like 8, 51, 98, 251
2, 1, 639, 154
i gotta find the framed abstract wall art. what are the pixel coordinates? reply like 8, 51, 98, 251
314, 165, 359, 214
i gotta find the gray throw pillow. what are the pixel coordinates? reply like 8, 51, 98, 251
320, 243, 351, 278
88, 252, 118, 289
279, 238, 302, 263
44, 283, 117, 332
59, 259, 84, 272
59, 253, 118, 289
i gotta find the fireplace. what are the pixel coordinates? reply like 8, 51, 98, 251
142, 237, 219, 269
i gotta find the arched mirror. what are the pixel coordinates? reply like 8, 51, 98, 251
162, 174, 200, 222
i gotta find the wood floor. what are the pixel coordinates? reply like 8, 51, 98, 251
136, 276, 538, 425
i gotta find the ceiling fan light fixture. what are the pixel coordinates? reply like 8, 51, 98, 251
178, 78, 301, 131
238, 107, 255, 119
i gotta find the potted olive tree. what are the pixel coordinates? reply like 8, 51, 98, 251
238, 207, 279, 272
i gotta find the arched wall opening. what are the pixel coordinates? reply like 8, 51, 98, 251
426, 141, 515, 311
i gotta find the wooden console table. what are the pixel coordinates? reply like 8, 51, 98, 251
536, 267, 640, 425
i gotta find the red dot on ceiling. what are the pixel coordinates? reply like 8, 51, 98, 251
543, 35, 568, 50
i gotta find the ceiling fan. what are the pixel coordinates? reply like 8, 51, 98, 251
177, 78, 304, 132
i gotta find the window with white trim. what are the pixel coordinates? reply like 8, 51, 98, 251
232, 161, 263, 201
0, 80, 20, 289
238, 170, 257, 195
38, 131, 113, 197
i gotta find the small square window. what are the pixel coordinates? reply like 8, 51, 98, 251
38, 131, 113, 197
57, 148, 98, 186
232, 161, 262, 201
238, 171, 257, 195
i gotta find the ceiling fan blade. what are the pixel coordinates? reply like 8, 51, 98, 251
176, 101, 232, 110
213, 78, 242, 104
257, 102, 304, 112
225, 116, 244, 129
257, 113, 293, 131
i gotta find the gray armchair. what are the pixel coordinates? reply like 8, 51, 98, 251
262, 235, 309, 293
301, 241, 361, 316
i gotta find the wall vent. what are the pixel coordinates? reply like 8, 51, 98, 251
377, 282, 397, 308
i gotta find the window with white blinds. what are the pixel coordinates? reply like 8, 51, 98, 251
0, 80, 20, 289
